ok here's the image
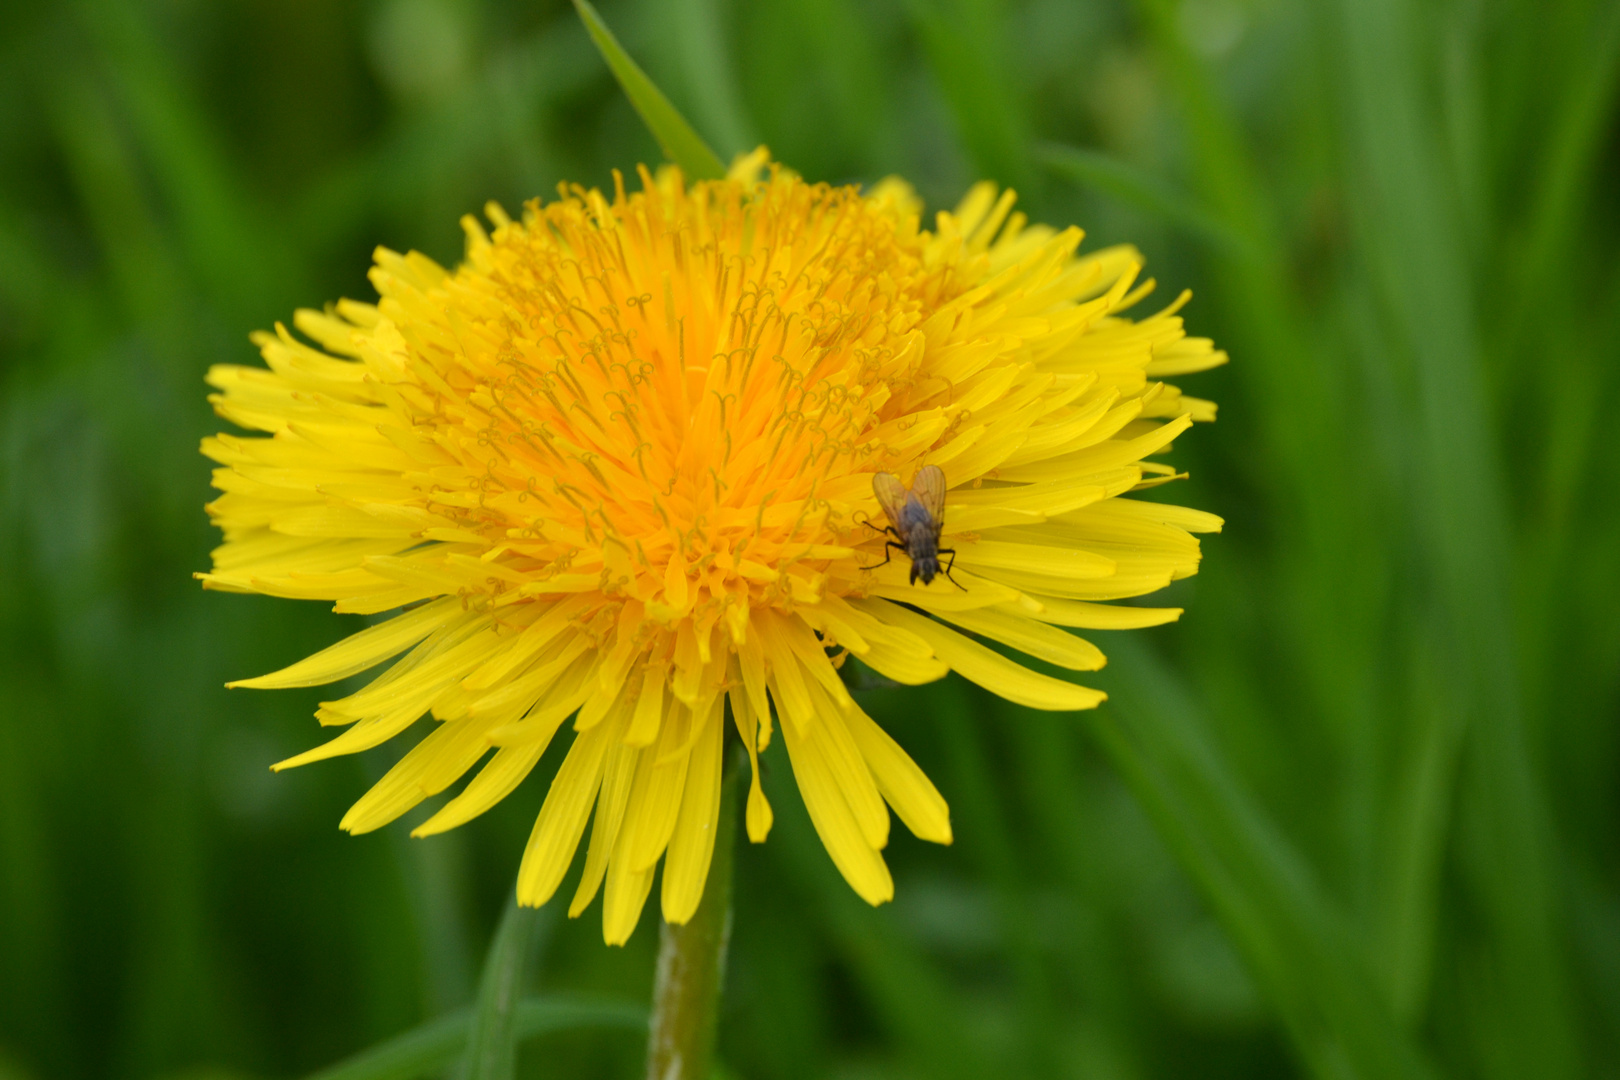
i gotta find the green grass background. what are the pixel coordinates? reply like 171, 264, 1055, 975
3, 0, 1619, 1077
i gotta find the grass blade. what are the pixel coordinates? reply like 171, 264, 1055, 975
1094, 637, 1435, 1080
933, 683, 1062, 1078
666, 0, 754, 159
310, 1011, 468, 1080
904, 0, 1034, 195
1375, 632, 1466, 1022
1509, 0, 1620, 323
80, 0, 303, 320
778, 0, 890, 169
458, 898, 550, 1080
768, 783, 989, 1080
43, 64, 187, 350
1037, 142, 1248, 254
1127, 2, 1407, 1030
1322, 0, 1583, 1075
307, 994, 646, 1080
571, 0, 727, 180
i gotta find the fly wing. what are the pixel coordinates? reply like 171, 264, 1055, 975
872, 472, 911, 533
910, 464, 947, 530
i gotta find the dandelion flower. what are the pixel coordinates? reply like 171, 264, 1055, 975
202, 152, 1225, 944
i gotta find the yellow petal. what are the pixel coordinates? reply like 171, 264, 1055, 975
270, 696, 426, 772
625, 663, 668, 748
860, 599, 1106, 711
804, 595, 947, 686
728, 681, 773, 843
464, 636, 590, 719
661, 703, 725, 924
1069, 496, 1224, 534
998, 413, 1194, 483
227, 597, 459, 689
570, 705, 640, 916
781, 712, 893, 906
617, 703, 694, 872
601, 847, 656, 946
778, 616, 856, 713
1003, 595, 1182, 629
758, 614, 817, 734
844, 704, 952, 844
517, 721, 613, 907
462, 595, 595, 691
971, 562, 1176, 602
412, 743, 547, 836
924, 605, 1106, 671
802, 681, 889, 850
956, 538, 1115, 580
736, 623, 773, 745
484, 652, 597, 746
321, 619, 500, 722
865, 562, 1025, 609
340, 712, 505, 834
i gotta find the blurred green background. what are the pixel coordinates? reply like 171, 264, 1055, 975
3, 0, 1619, 1077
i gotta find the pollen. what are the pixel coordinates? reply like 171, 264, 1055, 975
202, 150, 1226, 944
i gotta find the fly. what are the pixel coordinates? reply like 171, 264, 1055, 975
864, 464, 964, 589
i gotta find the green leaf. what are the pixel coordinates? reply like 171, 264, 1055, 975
305, 994, 646, 1080
571, 0, 727, 180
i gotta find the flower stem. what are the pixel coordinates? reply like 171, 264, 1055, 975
645, 752, 745, 1080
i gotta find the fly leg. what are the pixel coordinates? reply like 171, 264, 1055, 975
860, 518, 905, 571
862, 540, 907, 572
937, 547, 968, 591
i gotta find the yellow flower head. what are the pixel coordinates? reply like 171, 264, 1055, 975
202, 152, 1225, 944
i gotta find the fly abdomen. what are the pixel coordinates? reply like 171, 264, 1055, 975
906, 531, 939, 584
